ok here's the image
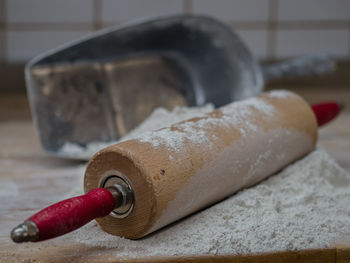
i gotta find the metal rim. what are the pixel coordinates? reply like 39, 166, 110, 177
99, 170, 134, 218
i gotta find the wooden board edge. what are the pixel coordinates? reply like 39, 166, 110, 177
104, 248, 336, 263
336, 241, 350, 263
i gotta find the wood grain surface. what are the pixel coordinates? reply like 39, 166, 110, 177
0, 86, 349, 262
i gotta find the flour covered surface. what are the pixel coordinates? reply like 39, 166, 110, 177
72, 149, 350, 258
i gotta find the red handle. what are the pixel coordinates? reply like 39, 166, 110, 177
28, 188, 115, 241
311, 101, 342, 127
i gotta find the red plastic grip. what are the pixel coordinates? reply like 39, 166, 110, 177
28, 188, 115, 241
311, 101, 342, 127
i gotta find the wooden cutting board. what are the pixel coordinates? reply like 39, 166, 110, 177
0, 88, 350, 262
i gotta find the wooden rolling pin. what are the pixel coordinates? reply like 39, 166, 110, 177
11, 90, 343, 242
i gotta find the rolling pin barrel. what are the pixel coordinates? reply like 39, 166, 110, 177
84, 90, 318, 239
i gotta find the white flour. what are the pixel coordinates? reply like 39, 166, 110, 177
122, 104, 214, 141
268, 90, 293, 99
72, 149, 350, 257
67, 103, 350, 258
59, 104, 214, 159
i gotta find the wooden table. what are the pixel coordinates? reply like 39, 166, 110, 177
0, 87, 349, 262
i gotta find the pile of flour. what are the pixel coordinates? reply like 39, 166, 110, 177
69, 105, 350, 258
59, 104, 214, 159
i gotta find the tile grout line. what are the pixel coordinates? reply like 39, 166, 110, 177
277, 20, 350, 29
267, 0, 278, 59
93, 0, 102, 31
102, 21, 121, 28
227, 21, 268, 30
183, 0, 193, 14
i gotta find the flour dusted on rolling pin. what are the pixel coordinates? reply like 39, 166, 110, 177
84, 90, 318, 239
136, 97, 274, 151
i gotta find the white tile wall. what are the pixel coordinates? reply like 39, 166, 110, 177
235, 29, 268, 58
0, 0, 5, 23
192, 0, 269, 22
101, 0, 183, 23
276, 29, 350, 58
7, 0, 94, 23
7, 31, 91, 62
1, 0, 350, 62
278, 0, 350, 21
0, 0, 4, 61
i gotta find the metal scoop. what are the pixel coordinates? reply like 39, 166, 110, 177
25, 15, 334, 159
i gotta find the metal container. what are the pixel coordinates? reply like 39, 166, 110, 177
25, 15, 334, 159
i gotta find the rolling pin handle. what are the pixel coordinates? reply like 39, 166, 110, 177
11, 220, 39, 243
11, 188, 121, 243
311, 101, 344, 127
